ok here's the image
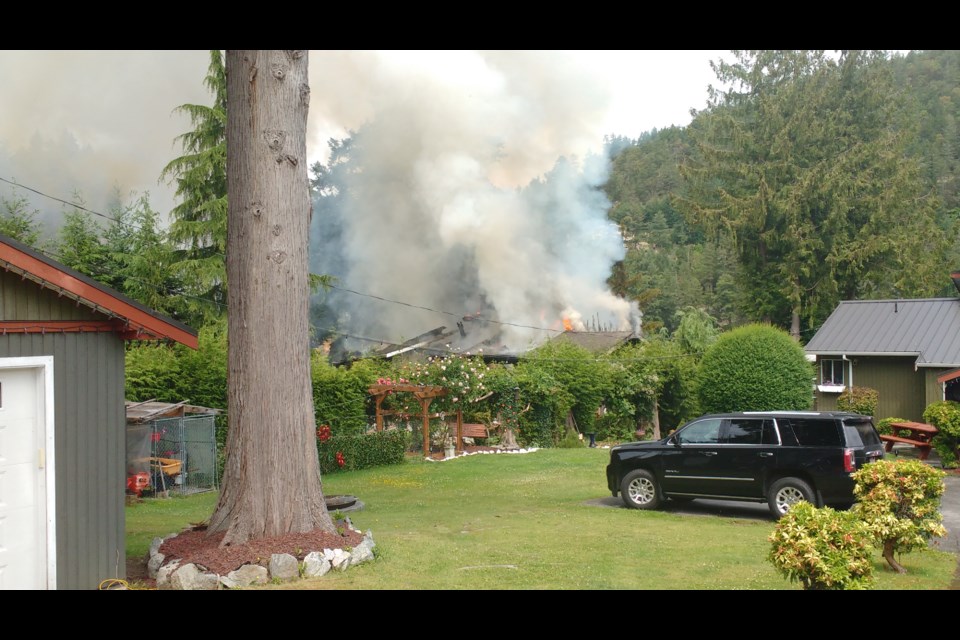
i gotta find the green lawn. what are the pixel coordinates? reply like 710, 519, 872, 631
126, 448, 957, 589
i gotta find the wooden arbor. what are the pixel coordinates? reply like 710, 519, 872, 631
368, 383, 456, 457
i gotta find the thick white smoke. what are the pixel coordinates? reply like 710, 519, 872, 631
308, 51, 639, 352
0, 50, 210, 227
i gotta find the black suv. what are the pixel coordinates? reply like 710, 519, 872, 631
606, 411, 884, 517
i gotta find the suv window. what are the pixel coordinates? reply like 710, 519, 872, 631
843, 420, 882, 447
725, 418, 778, 445
783, 418, 841, 446
676, 418, 722, 444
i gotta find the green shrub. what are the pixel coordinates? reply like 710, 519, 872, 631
875, 417, 908, 437
318, 430, 409, 475
852, 459, 947, 573
593, 414, 636, 442
556, 429, 586, 448
312, 354, 380, 436
921, 401, 960, 469
768, 501, 873, 590
837, 386, 879, 417
696, 324, 813, 413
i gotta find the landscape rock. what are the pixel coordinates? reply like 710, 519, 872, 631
302, 551, 331, 578
155, 560, 181, 590
171, 562, 220, 590
220, 564, 269, 589
269, 553, 300, 581
348, 532, 376, 567
147, 552, 165, 579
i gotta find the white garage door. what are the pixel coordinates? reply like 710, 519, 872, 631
0, 360, 53, 590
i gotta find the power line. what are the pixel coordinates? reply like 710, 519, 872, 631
1, 175, 142, 229
327, 283, 566, 334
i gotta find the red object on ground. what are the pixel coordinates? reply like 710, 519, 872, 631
126, 472, 151, 496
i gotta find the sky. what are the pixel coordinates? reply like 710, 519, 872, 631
0, 50, 728, 225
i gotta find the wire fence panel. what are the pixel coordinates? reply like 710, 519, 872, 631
151, 415, 218, 496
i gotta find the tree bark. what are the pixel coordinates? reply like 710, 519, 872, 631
882, 540, 907, 574
208, 50, 335, 545
651, 396, 661, 440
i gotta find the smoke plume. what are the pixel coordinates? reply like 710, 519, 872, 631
307, 51, 639, 353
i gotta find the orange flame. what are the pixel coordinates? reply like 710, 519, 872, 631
562, 317, 574, 331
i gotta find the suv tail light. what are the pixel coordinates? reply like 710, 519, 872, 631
843, 448, 856, 473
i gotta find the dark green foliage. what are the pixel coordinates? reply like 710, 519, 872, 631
875, 416, 908, 436
922, 401, 960, 469
311, 353, 380, 436
556, 429, 586, 448
836, 386, 879, 417
317, 430, 408, 475
697, 323, 813, 413
160, 50, 227, 327
0, 194, 42, 246
681, 50, 949, 335
519, 340, 610, 440
125, 318, 228, 409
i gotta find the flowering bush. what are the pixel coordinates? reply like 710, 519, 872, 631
768, 501, 873, 590
398, 355, 490, 414
852, 459, 947, 573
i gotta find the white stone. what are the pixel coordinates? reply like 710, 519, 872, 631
155, 560, 181, 590
171, 562, 220, 590
302, 551, 331, 578
149, 536, 164, 558
147, 552, 165, 579
329, 548, 351, 571
220, 564, 269, 589
348, 535, 376, 567
268, 553, 300, 581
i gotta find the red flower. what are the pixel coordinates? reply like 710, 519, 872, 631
336, 451, 345, 468
317, 425, 332, 442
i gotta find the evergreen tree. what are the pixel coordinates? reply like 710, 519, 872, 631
0, 194, 42, 246
680, 50, 948, 337
160, 50, 227, 327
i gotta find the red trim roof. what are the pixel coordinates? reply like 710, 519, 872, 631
0, 235, 198, 349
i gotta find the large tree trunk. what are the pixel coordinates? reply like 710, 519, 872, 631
209, 50, 335, 545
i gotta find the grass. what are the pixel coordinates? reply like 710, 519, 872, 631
126, 448, 957, 589
126, 491, 218, 559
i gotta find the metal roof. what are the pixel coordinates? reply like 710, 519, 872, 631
804, 298, 960, 367
0, 233, 198, 348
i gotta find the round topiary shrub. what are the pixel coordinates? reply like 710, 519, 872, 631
696, 323, 813, 413
768, 501, 873, 590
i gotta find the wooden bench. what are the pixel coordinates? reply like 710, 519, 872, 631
460, 423, 489, 440
879, 434, 933, 460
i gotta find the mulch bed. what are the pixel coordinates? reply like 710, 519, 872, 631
130, 524, 364, 586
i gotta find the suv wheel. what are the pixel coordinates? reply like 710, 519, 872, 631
620, 469, 661, 510
767, 477, 814, 518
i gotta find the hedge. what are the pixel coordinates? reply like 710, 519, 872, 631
317, 429, 409, 475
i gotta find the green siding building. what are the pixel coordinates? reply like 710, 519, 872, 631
0, 235, 196, 590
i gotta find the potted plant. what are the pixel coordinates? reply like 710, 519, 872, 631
431, 418, 457, 459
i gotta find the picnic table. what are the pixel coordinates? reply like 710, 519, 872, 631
879, 421, 938, 460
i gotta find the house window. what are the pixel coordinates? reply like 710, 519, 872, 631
820, 359, 845, 385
